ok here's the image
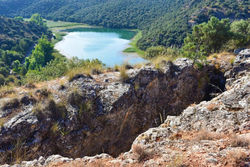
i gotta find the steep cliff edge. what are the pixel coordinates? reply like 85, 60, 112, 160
0, 55, 227, 165
32, 50, 248, 167
18, 51, 249, 167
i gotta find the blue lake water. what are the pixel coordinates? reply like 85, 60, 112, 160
55, 28, 146, 67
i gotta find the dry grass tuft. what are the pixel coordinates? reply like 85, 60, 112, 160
133, 145, 153, 162
119, 66, 129, 82
67, 64, 103, 82
208, 52, 236, 69
0, 84, 16, 98
225, 150, 249, 167
195, 130, 224, 141
133, 63, 144, 69
0, 117, 6, 128
229, 134, 250, 148
51, 122, 60, 134
114, 65, 120, 72
151, 55, 177, 69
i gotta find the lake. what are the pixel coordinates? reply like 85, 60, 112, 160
55, 28, 146, 67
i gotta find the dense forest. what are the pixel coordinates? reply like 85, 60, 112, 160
0, 15, 52, 85
0, 0, 249, 50
0, 15, 104, 86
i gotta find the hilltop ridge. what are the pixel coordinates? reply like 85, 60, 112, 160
0, 0, 249, 49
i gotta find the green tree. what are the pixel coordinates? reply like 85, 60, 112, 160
18, 39, 31, 53
230, 19, 250, 48
0, 66, 9, 77
30, 13, 46, 27
184, 17, 231, 56
182, 17, 231, 64
26, 35, 54, 70
12, 60, 21, 73
182, 37, 206, 65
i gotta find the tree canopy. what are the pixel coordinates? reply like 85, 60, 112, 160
25, 35, 54, 70
182, 17, 250, 64
0, 0, 248, 50
30, 13, 46, 27
0, 16, 51, 86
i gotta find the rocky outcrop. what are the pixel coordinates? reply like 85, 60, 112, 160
22, 50, 248, 167
225, 49, 250, 88
0, 57, 225, 165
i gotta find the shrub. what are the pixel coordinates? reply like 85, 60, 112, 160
230, 19, 250, 48
133, 145, 153, 162
146, 46, 166, 58
0, 74, 5, 86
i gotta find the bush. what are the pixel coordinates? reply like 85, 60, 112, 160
230, 19, 250, 48
146, 46, 166, 58
0, 74, 5, 86
133, 145, 153, 162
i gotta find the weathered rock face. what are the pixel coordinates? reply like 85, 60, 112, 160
21, 50, 249, 167
0, 58, 225, 164
225, 49, 250, 88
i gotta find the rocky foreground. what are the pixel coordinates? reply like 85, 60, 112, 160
0, 50, 249, 167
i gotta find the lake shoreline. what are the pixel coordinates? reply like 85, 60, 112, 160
47, 20, 146, 58
53, 27, 147, 67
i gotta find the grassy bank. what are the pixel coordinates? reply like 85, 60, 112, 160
46, 20, 93, 30
123, 31, 145, 56
46, 20, 97, 45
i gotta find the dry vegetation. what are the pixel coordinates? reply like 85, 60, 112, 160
167, 154, 185, 167
229, 134, 250, 148
0, 85, 16, 98
132, 145, 154, 162
207, 52, 236, 69
119, 65, 129, 82
0, 139, 28, 165
206, 103, 219, 111
195, 129, 224, 141
225, 150, 249, 167
67, 64, 103, 82
0, 117, 6, 128
151, 56, 175, 70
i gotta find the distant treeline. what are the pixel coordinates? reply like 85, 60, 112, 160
0, 0, 249, 50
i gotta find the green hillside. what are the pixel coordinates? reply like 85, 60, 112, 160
0, 0, 249, 50
0, 16, 52, 86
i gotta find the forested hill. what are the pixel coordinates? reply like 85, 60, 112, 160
0, 16, 52, 86
0, 16, 50, 51
0, 0, 249, 50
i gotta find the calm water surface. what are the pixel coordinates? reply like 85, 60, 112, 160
55, 28, 146, 66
